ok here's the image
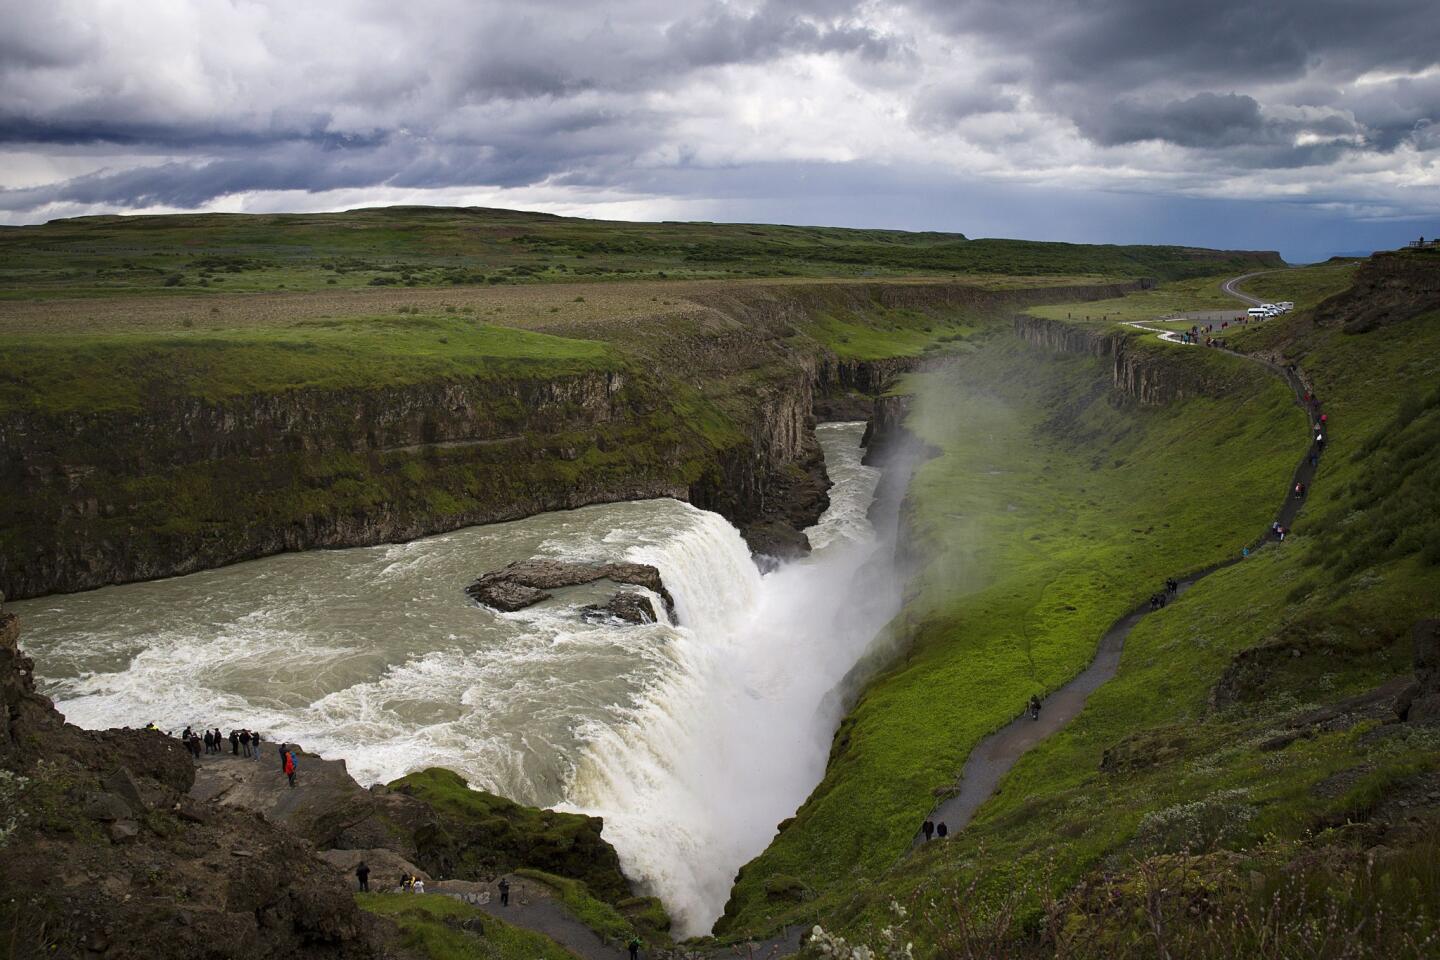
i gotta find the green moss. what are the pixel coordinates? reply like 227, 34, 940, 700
718, 328, 1307, 935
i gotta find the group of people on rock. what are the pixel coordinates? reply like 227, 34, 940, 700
920, 819, 949, 841
178, 725, 265, 761
169, 724, 298, 787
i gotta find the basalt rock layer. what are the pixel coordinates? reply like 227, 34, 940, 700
1012, 315, 1235, 404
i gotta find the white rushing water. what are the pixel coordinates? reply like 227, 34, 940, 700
14, 421, 898, 935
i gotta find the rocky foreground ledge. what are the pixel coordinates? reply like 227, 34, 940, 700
0, 594, 662, 959
466, 558, 678, 621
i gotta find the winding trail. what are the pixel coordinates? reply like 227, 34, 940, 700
430, 875, 805, 960
1220, 271, 1274, 306
920, 273, 1320, 839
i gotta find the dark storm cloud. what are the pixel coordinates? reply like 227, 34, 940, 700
914, 0, 1440, 91
909, 84, 1019, 129
911, 0, 1440, 156
0, 115, 385, 150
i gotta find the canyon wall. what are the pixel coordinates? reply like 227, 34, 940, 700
1012, 315, 1222, 404
1, 280, 1135, 599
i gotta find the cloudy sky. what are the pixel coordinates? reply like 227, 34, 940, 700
2, 0, 1438, 261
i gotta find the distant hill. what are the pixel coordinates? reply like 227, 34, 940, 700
0, 205, 1284, 298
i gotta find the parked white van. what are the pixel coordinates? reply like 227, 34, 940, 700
1247, 307, 1268, 318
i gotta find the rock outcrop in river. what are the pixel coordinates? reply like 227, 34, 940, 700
466, 558, 677, 619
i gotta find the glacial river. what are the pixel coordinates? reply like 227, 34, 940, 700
15, 421, 899, 936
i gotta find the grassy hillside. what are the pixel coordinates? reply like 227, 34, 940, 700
0, 205, 1282, 298
719, 261, 1440, 956
717, 320, 1309, 934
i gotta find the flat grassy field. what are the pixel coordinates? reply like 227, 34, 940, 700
0, 206, 1282, 300
0, 316, 618, 415
1236, 260, 1361, 311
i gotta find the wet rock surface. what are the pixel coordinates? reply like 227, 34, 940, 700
580, 592, 659, 625
467, 558, 677, 620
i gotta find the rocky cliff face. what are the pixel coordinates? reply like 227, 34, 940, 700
0, 370, 692, 599
1012, 315, 1213, 404
1312, 248, 1440, 334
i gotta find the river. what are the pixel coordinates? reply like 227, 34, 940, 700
14, 421, 900, 936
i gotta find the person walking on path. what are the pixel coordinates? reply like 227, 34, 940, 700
499, 877, 510, 907
284, 749, 297, 788
936, 822, 948, 839
356, 861, 370, 892
213, 729, 223, 755
1028, 695, 1042, 720
922, 820, 935, 841
413, 877, 425, 894
628, 936, 643, 960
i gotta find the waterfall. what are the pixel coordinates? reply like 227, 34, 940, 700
563, 425, 898, 937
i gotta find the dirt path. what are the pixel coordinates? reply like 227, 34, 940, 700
431, 877, 622, 960
918, 274, 1321, 839
426, 874, 805, 960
